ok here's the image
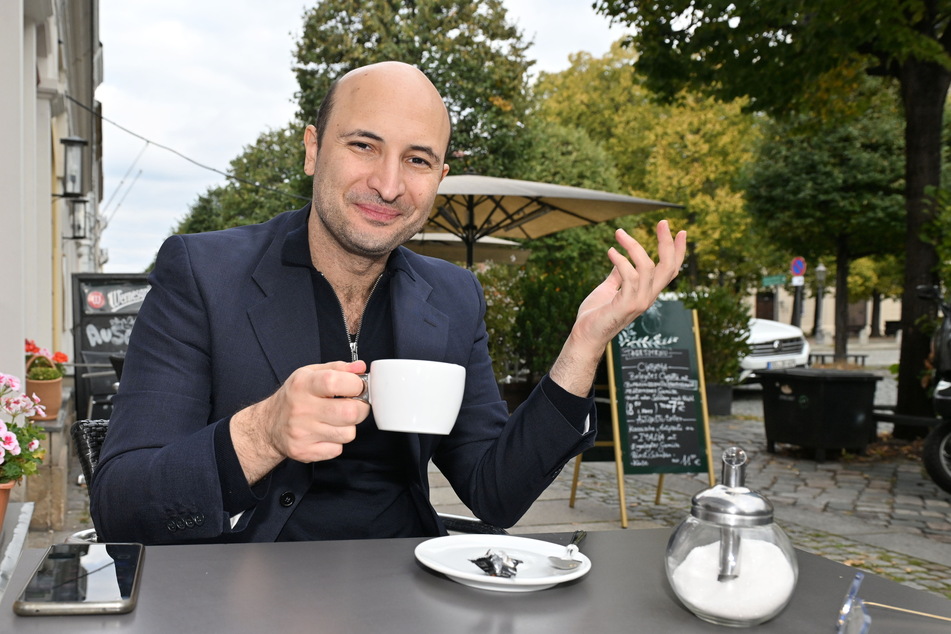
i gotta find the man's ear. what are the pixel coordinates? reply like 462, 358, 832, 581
303, 125, 318, 176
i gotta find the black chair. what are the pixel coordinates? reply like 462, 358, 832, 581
69, 419, 506, 538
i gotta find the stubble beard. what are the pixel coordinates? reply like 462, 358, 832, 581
311, 183, 426, 260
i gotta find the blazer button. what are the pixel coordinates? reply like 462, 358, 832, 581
279, 492, 295, 507
166, 520, 178, 532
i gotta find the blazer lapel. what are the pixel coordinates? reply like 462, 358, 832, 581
390, 249, 452, 477
390, 254, 451, 363
247, 209, 321, 384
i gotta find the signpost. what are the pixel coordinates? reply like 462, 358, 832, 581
790, 256, 807, 276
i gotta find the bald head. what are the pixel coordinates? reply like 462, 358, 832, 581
315, 62, 452, 158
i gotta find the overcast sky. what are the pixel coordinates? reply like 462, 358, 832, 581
96, 1, 632, 272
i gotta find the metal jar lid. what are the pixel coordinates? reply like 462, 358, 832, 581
690, 446, 774, 527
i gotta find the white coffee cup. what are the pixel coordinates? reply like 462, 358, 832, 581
356, 359, 466, 434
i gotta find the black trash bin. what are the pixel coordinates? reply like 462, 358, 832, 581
758, 368, 881, 461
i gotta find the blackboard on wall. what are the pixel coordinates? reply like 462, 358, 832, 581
609, 298, 712, 476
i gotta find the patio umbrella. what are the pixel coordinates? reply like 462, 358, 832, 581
427, 174, 682, 267
405, 232, 529, 265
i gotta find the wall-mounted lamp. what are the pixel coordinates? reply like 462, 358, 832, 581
60, 136, 88, 198
68, 198, 89, 240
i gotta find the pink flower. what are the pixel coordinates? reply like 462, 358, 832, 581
27, 439, 40, 452
1, 431, 19, 454
0, 373, 20, 392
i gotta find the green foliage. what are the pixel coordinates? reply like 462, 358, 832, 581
533, 41, 771, 291
847, 256, 905, 302
745, 85, 906, 262
512, 122, 622, 191
25, 355, 63, 381
533, 43, 661, 195
474, 262, 524, 382
682, 287, 752, 385
593, 0, 951, 116
594, 0, 951, 417
927, 187, 951, 285
25, 366, 60, 381
294, 0, 533, 177
174, 125, 310, 236
515, 223, 627, 379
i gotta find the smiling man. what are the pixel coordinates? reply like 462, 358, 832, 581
91, 61, 686, 544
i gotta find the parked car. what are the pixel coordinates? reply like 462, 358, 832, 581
739, 318, 810, 382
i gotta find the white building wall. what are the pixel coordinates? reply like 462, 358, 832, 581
0, 1, 27, 380
0, 0, 102, 383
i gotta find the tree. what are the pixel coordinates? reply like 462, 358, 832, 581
493, 121, 628, 381
533, 43, 664, 195
174, 124, 310, 235
294, 0, 533, 177
511, 121, 623, 191
745, 90, 906, 361
596, 0, 951, 419
534, 41, 775, 292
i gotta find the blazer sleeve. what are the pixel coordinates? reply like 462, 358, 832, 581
90, 235, 241, 544
429, 269, 597, 528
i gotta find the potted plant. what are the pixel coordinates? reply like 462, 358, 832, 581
683, 287, 752, 416
24, 339, 68, 421
0, 372, 47, 527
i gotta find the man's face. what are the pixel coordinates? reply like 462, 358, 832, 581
304, 64, 451, 260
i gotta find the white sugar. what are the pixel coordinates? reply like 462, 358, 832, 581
670, 539, 796, 622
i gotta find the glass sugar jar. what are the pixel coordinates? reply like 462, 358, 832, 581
665, 446, 798, 627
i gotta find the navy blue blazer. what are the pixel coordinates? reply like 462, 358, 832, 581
91, 205, 595, 544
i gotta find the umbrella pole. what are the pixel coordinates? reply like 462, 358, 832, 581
466, 198, 475, 269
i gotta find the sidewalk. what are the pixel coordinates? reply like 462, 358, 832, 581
29, 337, 951, 601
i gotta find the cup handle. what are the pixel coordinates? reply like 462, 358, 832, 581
354, 373, 370, 404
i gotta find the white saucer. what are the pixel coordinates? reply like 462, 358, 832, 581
414, 534, 592, 593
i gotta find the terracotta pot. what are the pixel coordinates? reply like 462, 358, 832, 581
26, 376, 63, 421
25, 354, 64, 421
0, 480, 15, 529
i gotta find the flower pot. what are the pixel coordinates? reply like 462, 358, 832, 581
0, 480, 15, 529
25, 354, 63, 421
26, 377, 63, 421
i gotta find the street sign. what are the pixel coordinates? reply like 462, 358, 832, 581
762, 274, 786, 287
790, 257, 807, 276
791, 275, 805, 287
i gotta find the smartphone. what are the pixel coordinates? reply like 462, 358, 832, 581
12, 543, 144, 616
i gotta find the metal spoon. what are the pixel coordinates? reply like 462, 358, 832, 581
548, 530, 587, 570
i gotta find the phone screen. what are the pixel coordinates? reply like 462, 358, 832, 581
13, 543, 144, 616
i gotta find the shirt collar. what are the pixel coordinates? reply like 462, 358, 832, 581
280, 212, 413, 278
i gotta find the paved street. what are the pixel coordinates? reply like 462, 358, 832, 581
29, 338, 951, 602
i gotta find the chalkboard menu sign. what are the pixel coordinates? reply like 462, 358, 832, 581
72, 273, 150, 419
610, 298, 712, 476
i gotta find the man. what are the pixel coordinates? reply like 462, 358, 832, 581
91, 61, 686, 544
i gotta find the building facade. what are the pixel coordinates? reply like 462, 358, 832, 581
1, 0, 103, 386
